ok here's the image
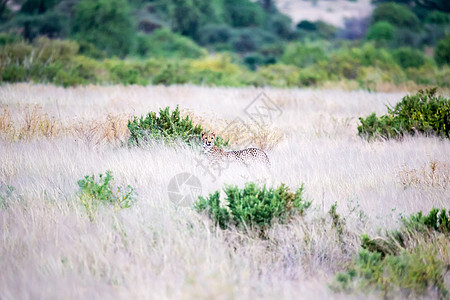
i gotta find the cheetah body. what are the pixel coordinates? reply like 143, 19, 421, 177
201, 132, 270, 166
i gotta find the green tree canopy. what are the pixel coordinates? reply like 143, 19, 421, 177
366, 21, 395, 43
372, 3, 422, 31
72, 0, 135, 57
434, 35, 450, 65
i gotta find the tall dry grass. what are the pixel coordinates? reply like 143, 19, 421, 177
0, 84, 449, 299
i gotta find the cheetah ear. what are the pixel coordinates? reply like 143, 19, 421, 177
201, 131, 205, 137
211, 132, 216, 137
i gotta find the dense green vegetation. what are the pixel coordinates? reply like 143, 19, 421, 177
0, 0, 449, 88
333, 207, 450, 298
194, 182, 311, 233
127, 105, 228, 148
358, 88, 450, 140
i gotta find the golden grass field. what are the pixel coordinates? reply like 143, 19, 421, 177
0, 83, 449, 299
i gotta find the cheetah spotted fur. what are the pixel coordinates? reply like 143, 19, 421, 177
201, 131, 270, 167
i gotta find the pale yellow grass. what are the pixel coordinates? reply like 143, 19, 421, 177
0, 84, 449, 299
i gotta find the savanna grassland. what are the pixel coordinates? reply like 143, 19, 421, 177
0, 84, 449, 299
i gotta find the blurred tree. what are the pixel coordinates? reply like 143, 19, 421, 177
224, 0, 265, 27
196, 23, 233, 46
135, 28, 205, 58
259, 0, 276, 13
366, 21, 395, 43
415, 0, 450, 13
72, 0, 136, 57
168, 0, 223, 38
266, 13, 292, 39
393, 47, 425, 68
0, 0, 8, 17
169, 0, 202, 37
21, 0, 60, 14
372, 3, 422, 31
434, 35, 450, 65
296, 20, 317, 31
281, 42, 327, 68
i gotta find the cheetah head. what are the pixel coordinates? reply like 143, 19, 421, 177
201, 131, 216, 149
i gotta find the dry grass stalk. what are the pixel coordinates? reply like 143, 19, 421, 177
182, 109, 284, 150
396, 160, 450, 188
0, 105, 130, 146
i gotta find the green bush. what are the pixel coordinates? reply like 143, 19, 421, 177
151, 62, 190, 85
77, 170, 136, 221
196, 23, 233, 46
0, 33, 22, 46
136, 29, 206, 59
392, 47, 426, 69
127, 105, 229, 148
296, 20, 317, 31
20, 0, 59, 14
266, 12, 292, 39
332, 207, 450, 298
230, 27, 279, 53
434, 35, 450, 66
334, 247, 447, 298
295, 20, 337, 39
188, 54, 249, 86
77, 40, 107, 60
255, 63, 301, 87
280, 42, 327, 68
405, 207, 450, 234
223, 0, 265, 28
32, 37, 79, 63
371, 3, 422, 31
366, 21, 395, 44
426, 10, 450, 24
194, 182, 311, 233
106, 60, 148, 85
298, 67, 327, 86
358, 88, 450, 140
10, 10, 70, 41
72, 0, 136, 57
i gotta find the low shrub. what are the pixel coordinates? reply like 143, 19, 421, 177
196, 23, 233, 46
127, 105, 228, 148
136, 29, 206, 59
280, 42, 327, 68
393, 47, 426, 69
189, 54, 248, 86
194, 182, 311, 234
229, 27, 279, 53
255, 63, 301, 87
151, 62, 190, 85
358, 88, 450, 140
298, 67, 327, 86
332, 207, 450, 298
106, 60, 149, 85
77, 171, 136, 221
405, 207, 450, 234
0, 33, 22, 46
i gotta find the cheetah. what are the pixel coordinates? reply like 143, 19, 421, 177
201, 131, 270, 167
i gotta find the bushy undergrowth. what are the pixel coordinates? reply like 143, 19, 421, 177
194, 183, 311, 234
333, 207, 450, 299
358, 88, 450, 140
77, 171, 136, 221
1, 38, 449, 89
127, 105, 228, 148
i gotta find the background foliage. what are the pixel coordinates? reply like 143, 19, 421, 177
0, 0, 449, 88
